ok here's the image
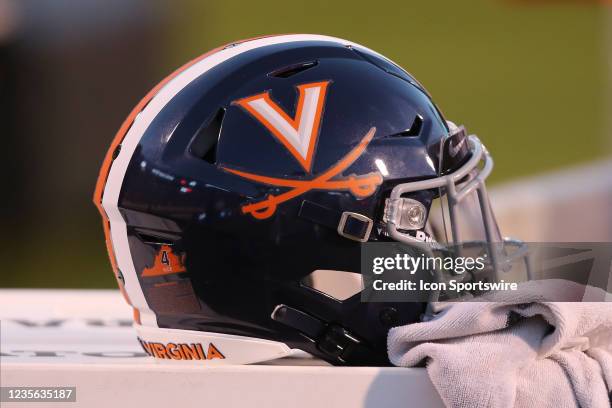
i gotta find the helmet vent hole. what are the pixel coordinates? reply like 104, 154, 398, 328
134, 229, 179, 245
269, 61, 318, 78
190, 108, 225, 164
389, 114, 423, 138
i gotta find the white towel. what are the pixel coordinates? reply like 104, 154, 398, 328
387, 280, 612, 408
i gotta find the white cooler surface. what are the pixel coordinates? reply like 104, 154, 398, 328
0, 289, 443, 407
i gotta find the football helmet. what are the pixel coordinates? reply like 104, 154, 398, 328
94, 34, 505, 366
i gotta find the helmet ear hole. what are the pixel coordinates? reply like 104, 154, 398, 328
301, 270, 363, 301
190, 108, 225, 164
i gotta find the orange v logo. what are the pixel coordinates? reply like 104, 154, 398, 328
225, 81, 383, 220
234, 81, 330, 173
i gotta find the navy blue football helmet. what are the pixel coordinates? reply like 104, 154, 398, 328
95, 34, 504, 366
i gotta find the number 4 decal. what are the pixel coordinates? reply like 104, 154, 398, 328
141, 245, 186, 277
161, 250, 170, 266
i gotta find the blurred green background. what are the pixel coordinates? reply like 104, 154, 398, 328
0, 0, 608, 288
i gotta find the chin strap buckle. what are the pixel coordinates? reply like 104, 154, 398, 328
316, 323, 364, 363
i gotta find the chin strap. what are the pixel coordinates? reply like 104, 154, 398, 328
298, 200, 374, 243
271, 304, 376, 365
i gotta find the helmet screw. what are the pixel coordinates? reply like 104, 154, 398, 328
379, 307, 398, 327
116, 269, 125, 285
112, 144, 122, 160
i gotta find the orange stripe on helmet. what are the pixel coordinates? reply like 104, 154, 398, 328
93, 34, 288, 307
